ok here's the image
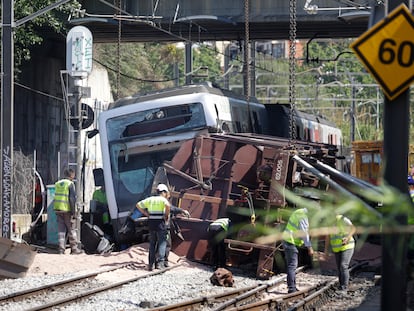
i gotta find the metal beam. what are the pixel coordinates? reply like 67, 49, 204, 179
381, 0, 410, 308
15, 0, 72, 27
1, 0, 14, 238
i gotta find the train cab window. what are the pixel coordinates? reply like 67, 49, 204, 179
304, 128, 310, 141
296, 125, 301, 140
328, 134, 333, 145
252, 111, 262, 134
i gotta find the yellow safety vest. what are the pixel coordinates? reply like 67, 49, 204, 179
209, 218, 230, 231
54, 179, 73, 212
283, 208, 307, 247
139, 196, 167, 220
330, 215, 355, 253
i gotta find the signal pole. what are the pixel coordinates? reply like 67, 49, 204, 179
66, 26, 93, 245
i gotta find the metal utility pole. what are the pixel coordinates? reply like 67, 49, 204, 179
1, 0, 71, 238
185, 42, 192, 85
1, 0, 14, 238
351, 1, 412, 309
381, 29, 409, 311
379, 1, 409, 310
350, 81, 356, 142
66, 26, 93, 244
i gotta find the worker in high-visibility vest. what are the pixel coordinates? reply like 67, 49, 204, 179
324, 214, 356, 292
136, 183, 171, 271
282, 208, 313, 293
92, 185, 111, 234
54, 168, 83, 255
208, 218, 231, 270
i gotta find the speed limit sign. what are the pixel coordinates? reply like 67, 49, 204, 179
351, 4, 414, 100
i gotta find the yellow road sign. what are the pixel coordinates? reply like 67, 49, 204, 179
351, 4, 414, 100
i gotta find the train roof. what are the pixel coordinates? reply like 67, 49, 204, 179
109, 82, 261, 109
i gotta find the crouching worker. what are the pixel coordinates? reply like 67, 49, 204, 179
136, 184, 171, 271
208, 218, 231, 270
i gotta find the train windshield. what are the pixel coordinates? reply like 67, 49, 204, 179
108, 145, 178, 212
106, 103, 206, 141
105, 102, 207, 212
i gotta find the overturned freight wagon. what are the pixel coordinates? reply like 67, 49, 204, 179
153, 132, 340, 279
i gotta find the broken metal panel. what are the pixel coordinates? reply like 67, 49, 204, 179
170, 218, 211, 262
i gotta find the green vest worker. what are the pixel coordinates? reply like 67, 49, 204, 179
54, 168, 83, 255
92, 186, 110, 225
325, 214, 356, 292
208, 218, 230, 269
282, 208, 313, 293
136, 183, 171, 271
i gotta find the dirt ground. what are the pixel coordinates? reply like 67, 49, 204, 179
25, 241, 382, 278
26, 243, 185, 277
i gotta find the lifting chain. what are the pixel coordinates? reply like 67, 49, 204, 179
116, 0, 122, 100
244, 0, 254, 132
288, 0, 297, 143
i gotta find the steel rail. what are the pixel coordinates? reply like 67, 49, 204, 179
153, 266, 308, 311
287, 260, 370, 311
212, 266, 307, 311
150, 285, 260, 311
0, 263, 134, 302
225, 261, 370, 311
16, 264, 180, 311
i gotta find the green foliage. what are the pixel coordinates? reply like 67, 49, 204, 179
252, 183, 413, 246
93, 42, 222, 100
8, 0, 81, 73
94, 43, 174, 98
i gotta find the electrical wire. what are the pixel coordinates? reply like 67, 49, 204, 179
15, 82, 64, 101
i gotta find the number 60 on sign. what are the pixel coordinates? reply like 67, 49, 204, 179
351, 4, 414, 100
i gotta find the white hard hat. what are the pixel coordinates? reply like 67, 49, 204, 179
156, 183, 169, 192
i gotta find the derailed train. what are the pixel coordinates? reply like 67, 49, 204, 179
86, 84, 346, 276
148, 133, 341, 278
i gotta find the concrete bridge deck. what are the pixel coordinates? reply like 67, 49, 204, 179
71, 0, 375, 42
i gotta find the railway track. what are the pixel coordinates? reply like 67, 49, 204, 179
150, 262, 371, 311
0, 263, 180, 311
0, 257, 376, 311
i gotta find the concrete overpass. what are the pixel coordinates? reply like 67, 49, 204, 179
70, 0, 376, 42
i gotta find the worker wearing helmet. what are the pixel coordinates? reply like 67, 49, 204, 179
282, 208, 313, 293
136, 183, 171, 271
